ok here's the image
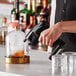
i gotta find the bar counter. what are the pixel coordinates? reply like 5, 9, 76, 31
0, 45, 75, 76
0, 46, 51, 76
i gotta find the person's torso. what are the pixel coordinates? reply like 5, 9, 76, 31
55, 0, 76, 22
54, 0, 76, 52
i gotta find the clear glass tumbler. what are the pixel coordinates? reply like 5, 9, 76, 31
52, 54, 68, 75
62, 52, 76, 74
52, 55, 61, 74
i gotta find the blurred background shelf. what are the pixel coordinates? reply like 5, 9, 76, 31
0, 2, 24, 26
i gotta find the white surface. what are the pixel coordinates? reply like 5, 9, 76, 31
0, 71, 24, 76
0, 46, 75, 76
0, 46, 52, 76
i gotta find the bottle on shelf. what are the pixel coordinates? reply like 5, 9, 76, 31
32, 0, 36, 14
25, 16, 35, 35
2, 17, 7, 26
11, 0, 19, 22
0, 17, 8, 45
28, 0, 32, 12
27, 0, 37, 25
36, 0, 43, 15
20, 3, 30, 28
42, 0, 48, 8
48, 0, 51, 4
36, 1, 48, 24
31, 0, 38, 25
40, 0, 50, 22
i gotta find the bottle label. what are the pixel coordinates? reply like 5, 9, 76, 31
20, 13, 27, 24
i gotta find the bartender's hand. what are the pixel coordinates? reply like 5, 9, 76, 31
39, 22, 62, 47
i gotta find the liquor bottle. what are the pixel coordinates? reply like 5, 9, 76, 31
1, 17, 8, 45
42, 0, 48, 8
36, 0, 43, 15
32, 0, 38, 25
48, 0, 51, 4
20, 3, 30, 28
2, 17, 7, 26
40, 0, 49, 20
28, 0, 32, 12
25, 16, 35, 35
11, 0, 19, 22
42, 0, 51, 23
32, 0, 36, 14
27, 16, 35, 28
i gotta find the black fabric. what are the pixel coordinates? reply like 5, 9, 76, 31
53, 0, 76, 52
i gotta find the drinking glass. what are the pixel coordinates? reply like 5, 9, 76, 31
62, 52, 76, 74
52, 55, 61, 74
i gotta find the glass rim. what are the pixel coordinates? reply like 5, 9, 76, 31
62, 52, 76, 56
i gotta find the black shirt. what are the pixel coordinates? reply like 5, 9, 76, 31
53, 0, 76, 52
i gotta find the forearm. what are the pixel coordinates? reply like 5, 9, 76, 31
60, 21, 76, 33
39, 21, 76, 46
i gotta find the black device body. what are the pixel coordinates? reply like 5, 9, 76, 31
49, 39, 65, 60
24, 20, 49, 45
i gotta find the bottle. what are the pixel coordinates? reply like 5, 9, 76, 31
11, 0, 19, 22
25, 16, 35, 35
27, 16, 35, 29
36, 0, 43, 14
20, 3, 30, 29
2, 17, 7, 26
42, 0, 51, 23
48, 0, 51, 4
28, 0, 32, 12
32, 0, 38, 25
32, 0, 36, 14
40, 0, 49, 20
42, 0, 48, 8
1, 17, 8, 45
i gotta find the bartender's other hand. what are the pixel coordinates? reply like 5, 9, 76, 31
39, 22, 62, 47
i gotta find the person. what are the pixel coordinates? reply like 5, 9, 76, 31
39, 0, 76, 54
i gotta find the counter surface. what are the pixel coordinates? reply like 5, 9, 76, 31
0, 46, 75, 76
0, 46, 51, 76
